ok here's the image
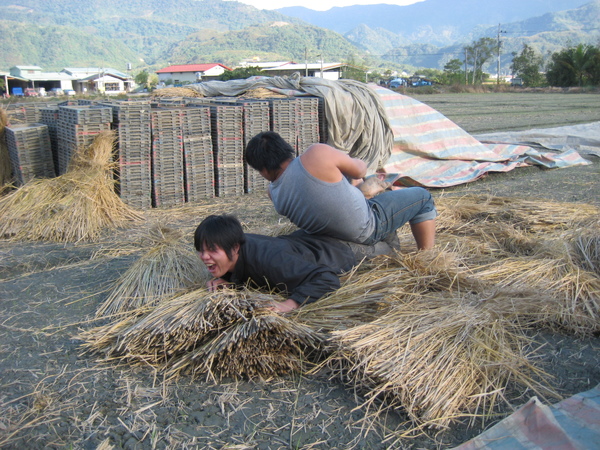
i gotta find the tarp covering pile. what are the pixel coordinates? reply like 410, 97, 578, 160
184, 75, 593, 188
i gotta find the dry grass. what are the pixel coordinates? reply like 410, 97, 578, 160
151, 87, 204, 98
95, 224, 211, 319
82, 288, 323, 381
0, 130, 142, 242
320, 293, 556, 431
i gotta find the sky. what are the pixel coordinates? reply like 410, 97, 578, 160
233, 0, 424, 12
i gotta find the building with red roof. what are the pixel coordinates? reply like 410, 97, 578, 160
155, 63, 232, 84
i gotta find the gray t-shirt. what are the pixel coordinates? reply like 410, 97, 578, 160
269, 158, 375, 243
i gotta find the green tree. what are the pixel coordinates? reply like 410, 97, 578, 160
464, 37, 495, 84
511, 44, 545, 87
546, 44, 600, 87
342, 55, 369, 82
135, 70, 158, 90
135, 70, 149, 87
441, 58, 464, 85
219, 66, 265, 81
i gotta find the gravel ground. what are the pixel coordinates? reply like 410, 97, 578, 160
0, 92, 599, 449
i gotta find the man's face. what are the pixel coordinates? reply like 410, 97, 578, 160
198, 244, 237, 278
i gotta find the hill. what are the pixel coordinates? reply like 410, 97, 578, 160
0, 0, 597, 74
277, 0, 592, 45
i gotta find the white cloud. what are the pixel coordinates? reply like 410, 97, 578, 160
233, 0, 424, 12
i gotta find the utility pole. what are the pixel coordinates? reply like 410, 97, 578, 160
464, 48, 468, 84
497, 24, 506, 85
305, 47, 308, 77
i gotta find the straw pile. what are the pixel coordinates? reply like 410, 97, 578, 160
423, 195, 600, 334
95, 225, 210, 319
0, 130, 142, 242
152, 87, 203, 98
0, 107, 11, 188
82, 288, 323, 380
244, 87, 288, 99
320, 293, 555, 431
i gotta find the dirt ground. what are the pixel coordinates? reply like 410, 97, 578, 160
0, 93, 599, 449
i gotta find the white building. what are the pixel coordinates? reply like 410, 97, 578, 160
62, 68, 134, 94
9, 65, 75, 91
261, 62, 347, 80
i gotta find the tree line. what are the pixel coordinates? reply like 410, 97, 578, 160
440, 40, 600, 88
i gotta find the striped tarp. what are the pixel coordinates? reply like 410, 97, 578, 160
373, 86, 591, 188
454, 384, 600, 449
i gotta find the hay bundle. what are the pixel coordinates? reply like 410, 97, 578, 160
321, 293, 554, 430
474, 256, 600, 333
0, 107, 11, 188
151, 87, 203, 98
0, 130, 141, 242
82, 288, 323, 380
168, 310, 322, 380
95, 225, 210, 318
436, 195, 598, 235
244, 87, 288, 99
294, 260, 424, 332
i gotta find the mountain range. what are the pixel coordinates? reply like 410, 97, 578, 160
0, 0, 598, 75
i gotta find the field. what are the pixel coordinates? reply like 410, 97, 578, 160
0, 92, 599, 449
411, 91, 600, 134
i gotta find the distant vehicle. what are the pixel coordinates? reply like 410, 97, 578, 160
49, 88, 65, 96
24, 88, 38, 97
64, 89, 76, 96
12, 87, 24, 96
389, 78, 406, 89
511, 77, 523, 86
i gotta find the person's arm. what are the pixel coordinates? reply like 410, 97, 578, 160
300, 143, 367, 183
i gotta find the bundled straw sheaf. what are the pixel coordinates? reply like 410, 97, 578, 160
0, 130, 142, 242
320, 293, 555, 431
95, 225, 210, 318
82, 288, 323, 380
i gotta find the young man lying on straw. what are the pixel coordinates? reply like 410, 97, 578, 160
194, 214, 391, 313
245, 131, 437, 251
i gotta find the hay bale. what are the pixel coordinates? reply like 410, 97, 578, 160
321, 293, 555, 430
0, 130, 142, 242
95, 225, 210, 318
82, 288, 323, 380
151, 87, 203, 98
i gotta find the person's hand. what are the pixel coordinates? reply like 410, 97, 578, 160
206, 278, 231, 291
270, 299, 300, 313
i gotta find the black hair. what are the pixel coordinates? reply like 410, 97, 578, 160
245, 131, 295, 172
194, 214, 246, 259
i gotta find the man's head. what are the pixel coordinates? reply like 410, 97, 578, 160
194, 215, 246, 278
245, 131, 295, 176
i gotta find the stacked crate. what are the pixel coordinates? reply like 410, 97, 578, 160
181, 106, 214, 202
103, 100, 152, 210
56, 105, 112, 174
296, 97, 320, 154
150, 107, 185, 208
5, 123, 55, 186
211, 103, 244, 197
39, 106, 60, 174
268, 98, 298, 154
236, 98, 270, 193
317, 97, 329, 145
